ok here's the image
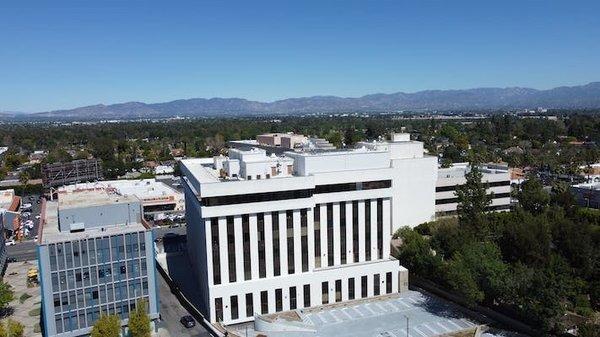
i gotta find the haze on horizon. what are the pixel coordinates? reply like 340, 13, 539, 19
1, 0, 599, 112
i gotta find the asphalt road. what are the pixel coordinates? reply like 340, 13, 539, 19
6, 241, 37, 261
156, 267, 211, 337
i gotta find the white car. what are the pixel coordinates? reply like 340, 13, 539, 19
35, 215, 41, 219
5, 239, 15, 246
21, 203, 32, 210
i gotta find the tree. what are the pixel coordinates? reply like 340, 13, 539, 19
18, 172, 29, 198
455, 164, 492, 237
0, 282, 14, 311
128, 299, 151, 337
0, 319, 24, 337
517, 175, 549, 214
394, 227, 442, 279
91, 314, 120, 337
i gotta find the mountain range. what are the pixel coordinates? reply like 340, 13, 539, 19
24, 82, 600, 120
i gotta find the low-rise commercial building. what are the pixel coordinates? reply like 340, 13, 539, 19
571, 182, 600, 209
436, 163, 512, 217
57, 178, 184, 220
37, 190, 159, 337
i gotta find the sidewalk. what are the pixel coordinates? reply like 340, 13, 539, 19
2, 260, 42, 336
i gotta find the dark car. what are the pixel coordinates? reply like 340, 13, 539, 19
6, 257, 17, 263
180, 315, 195, 328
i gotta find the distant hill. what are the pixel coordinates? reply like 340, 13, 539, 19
30, 82, 600, 119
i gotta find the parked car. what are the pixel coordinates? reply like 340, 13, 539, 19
21, 203, 32, 210
7, 257, 17, 263
180, 315, 195, 328
5, 239, 16, 246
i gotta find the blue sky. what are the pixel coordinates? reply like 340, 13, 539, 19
1, 0, 599, 112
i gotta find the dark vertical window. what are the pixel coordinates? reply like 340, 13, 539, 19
300, 209, 308, 272
303, 284, 311, 308
258, 213, 266, 278
245, 293, 254, 317
275, 289, 283, 312
327, 203, 334, 266
386, 272, 392, 294
361, 276, 368, 298
352, 201, 359, 262
377, 198, 383, 260
335, 280, 342, 302
211, 218, 221, 285
272, 212, 281, 276
226, 216, 236, 283
348, 278, 355, 300
261, 291, 268, 314
314, 205, 321, 268
231, 295, 239, 320
286, 210, 295, 274
290, 286, 297, 310
242, 215, 251, 281
374, 274, 380, 296
365, 200, 371, 261
340, 201, 346, 264
215, 297, 223, 322
321, 282, 329, 304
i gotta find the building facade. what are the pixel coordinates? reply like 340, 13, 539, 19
37, 191, 159, 337
436, 162, 512, 217
571, 182, 600, 209
181, 134, 436, 326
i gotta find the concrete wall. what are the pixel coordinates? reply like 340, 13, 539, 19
58, 202, 142, 232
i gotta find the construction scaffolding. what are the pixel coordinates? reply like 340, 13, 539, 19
42, 159, 104, 188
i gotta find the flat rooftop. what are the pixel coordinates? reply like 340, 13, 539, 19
572, 182, 600, 190
58, 189, 140, 209
438, 163, 509, 180
39, 191, 147, 245
58, 178, 181, 200
224, 290, 521, 337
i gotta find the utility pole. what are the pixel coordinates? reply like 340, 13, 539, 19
404, 315, 409, 337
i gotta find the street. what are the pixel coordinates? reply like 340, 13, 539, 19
156, 268, 211, 337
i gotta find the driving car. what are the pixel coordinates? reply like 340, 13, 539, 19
180, 315, 195, 328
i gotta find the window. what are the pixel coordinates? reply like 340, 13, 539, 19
377, 198, 383, 260
352, 201, 359, 262
226, 216, 236, 283
231, 296, 239, 320
365, 200, 371, 261
275, 289, 283, 312
286, 211, 295, 274
258, 213, 266, 278
290, 286, 297, 310
246, 293, 254, 317
242, 215, 251, 280
211, 218, 221, 285
321, 282, 329, 305
215, 298, 223, 322
314, 205, 321, 268
272, 212, 281, 276
340, 201, 346, 264
335, 280, 342, 302
361, 276, 368, 298
348, 278, 355, 300
300, 209, 308, 272
261, 291, 268, 314
386, 272, 392, 294
202, 189, 313, 206
327, 203, 334, 266
374, 274, 380, 296
303, 284, 311, 308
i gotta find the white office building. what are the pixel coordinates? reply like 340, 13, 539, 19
436, 162, 512, 217
181, 133, 437, 326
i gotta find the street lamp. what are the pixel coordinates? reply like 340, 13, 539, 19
403, 315, 409, 337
